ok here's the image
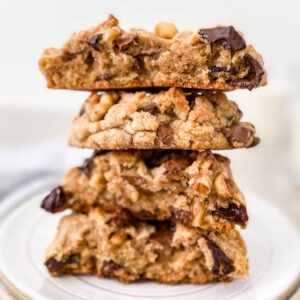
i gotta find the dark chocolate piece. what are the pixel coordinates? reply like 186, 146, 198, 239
138, 103, 159, 115
205, 237, 235, 277
229, 55, 265, 90
155, 126, 174, 146
199, 26, 246, 54
41, 186, 67, 213
164, 156, 192, 175
212, 203, 248, 226
89, 34, 102, 52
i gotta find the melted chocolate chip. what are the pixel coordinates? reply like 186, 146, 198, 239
212, 203, 248, 225
223, 125, 253, 146
186, 93, 199, 103
45, 258, 65, 273
101, 260, 121, 277
89, 34, 102, 51
149, 222, 173, 244
155, 126, 174, 146
204, 237, 235, 277
138, 103, 159, 115
41, 186, 67, 213
45, 254, 78, 273
105, 210, 133, 228
116, 34, 137, 51
172, 208, 192, 225
122, 175, 146, 186
140, 150, 171, 168
199, 26, 246, 55
229, 55, 265, 90
164, 156, 193, 175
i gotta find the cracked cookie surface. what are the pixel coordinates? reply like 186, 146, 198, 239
39, 15, 266, 91
45, 208, 248, 283
69, 87, 259, 150
41, 150, 248, 232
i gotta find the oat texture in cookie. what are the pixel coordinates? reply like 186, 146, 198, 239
41, 150, 249, 232
45, 208, 248, 283
69, 87, 259, 150
39, 15, 266, 90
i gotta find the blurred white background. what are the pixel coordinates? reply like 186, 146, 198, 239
0, 0, 299, 225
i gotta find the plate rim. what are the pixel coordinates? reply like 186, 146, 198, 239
0, 178, 300, 300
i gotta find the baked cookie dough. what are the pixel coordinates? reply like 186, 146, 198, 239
45, 208, 248, 283
41, 150, 248, 232
39, 15, 266, 91
69, 87, 259, 150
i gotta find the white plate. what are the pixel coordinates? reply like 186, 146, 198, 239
0, 181, 299, 300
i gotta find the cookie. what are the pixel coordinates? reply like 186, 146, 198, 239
69, 87, 259, 150
45, 208, 248, 283
41, 150, 248, 232
39, 15, 266, 91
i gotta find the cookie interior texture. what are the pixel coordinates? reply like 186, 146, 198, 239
41, 150, 248, 232
39, 15, 266, 91
70, 87, 260, 150
45, 209, 249, 283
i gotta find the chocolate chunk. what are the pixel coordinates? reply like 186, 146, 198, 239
172, 208, 192, 225
41, 186, 67, 213
155, 126, 174, 146
122, 175, 146, 186
229, 55, 265, 90
89, 34, 102, 51
85, 52, 94, 66
199, 26, 246, 55
105, 210, 133, 228
138, 103, 159, 115
223, 125, 253, 146
116, 34, 137, 51
150, 222, 173, 244
45, 254, 78, 273
101, 260, 121, 277
140, 150, 171, 168
204, 237, 235, 277
45, 258, 65, 273
212, 203, 248, 226
164, 156, 192, 175
186, 93, 198, 103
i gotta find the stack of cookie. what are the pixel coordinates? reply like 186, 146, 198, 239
39, 15, 266, 284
